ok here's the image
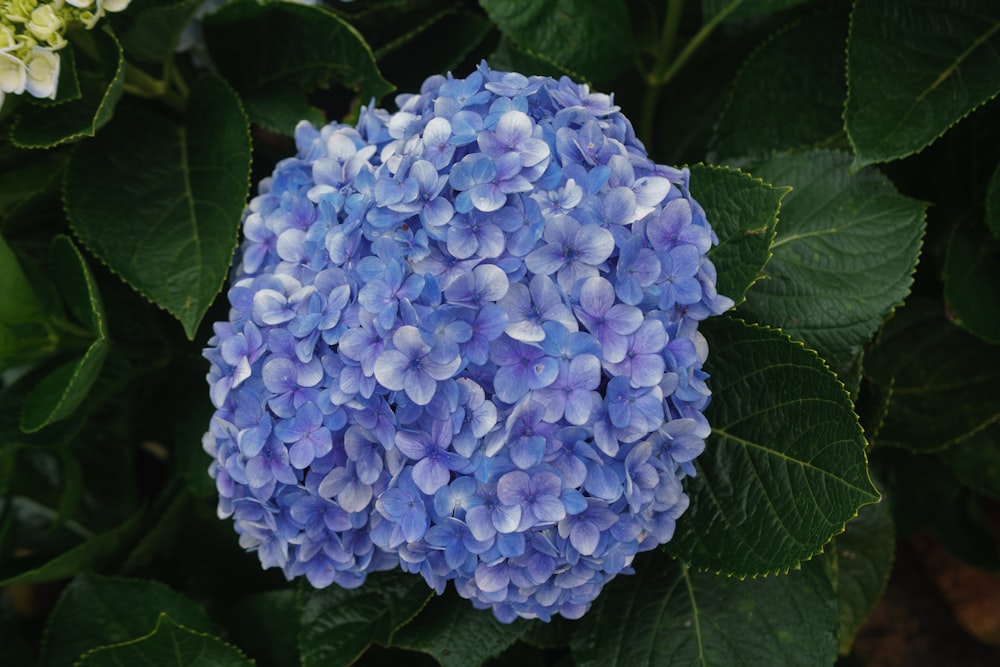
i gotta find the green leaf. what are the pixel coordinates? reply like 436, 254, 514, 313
0, 153, 65, 223
477, 0, 634, 82
50, 235, 107, 337
702, 0, 816, 22
570, 551, 838, 666
944, 423, 1000, 499
0, 508, 142, 586
17, 235, 108, 432
864, 299, 1000, 452
670, 317, 878, 576
739, 150, 925, 379
204, 2, 393, 110
0, 378, 86, 453
943, 215, 1000, 344
377, 8, 495, 96
299, 570, 432, 667
487, 36, 576, 81
833, 499, 894, 655
870, 446, 960, 535
65, 75, 252, 339
113, 0, 205, 63
239, 83, 326, 137
845, 0, 1000, 168
10, 28, 126, 149
19, 339, 109, 433
228, 590, 300, 667
690, 163, 787, 306
709, 10, 849, 168
0, 232, 45, 326
40, 573, 215, 667
988, 161, 1000, 240
76, 613, 252, 666
929, 491, 1000, 570
391, 593, 529, 666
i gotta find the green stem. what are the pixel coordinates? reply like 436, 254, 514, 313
123, 63, 186, 112
640, 0, 686, 147
639, 0, 745, 148
654, 0, 744, 86
164, 55, 190, 98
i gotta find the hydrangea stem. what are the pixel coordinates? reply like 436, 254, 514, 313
123, 62, 186, 112
640, 0, 744, 148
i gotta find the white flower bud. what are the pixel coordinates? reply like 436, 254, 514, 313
24, 46, 59, 99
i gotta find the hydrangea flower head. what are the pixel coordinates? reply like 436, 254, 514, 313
204, 62, 733, 622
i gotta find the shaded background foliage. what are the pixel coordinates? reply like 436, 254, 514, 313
2, 0, 999, 664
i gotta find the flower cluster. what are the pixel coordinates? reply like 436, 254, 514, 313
204, 62, 732, 622
0, 0, 131, 110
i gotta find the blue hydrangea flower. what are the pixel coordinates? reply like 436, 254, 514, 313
204, 62, 733, 623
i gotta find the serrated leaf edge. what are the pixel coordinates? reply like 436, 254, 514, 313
61, 73, 253, 341
676, 315, 880, 579
746, 147, 928, 378
39, 572, 214, 667
843, 0, 1000, 171
72, 612, 250, 666
9, 26, 127, 151
691, 161, 790, 306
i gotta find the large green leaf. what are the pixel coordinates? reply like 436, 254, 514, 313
113, 0, 205, 63
19, 339, 109, 433
709, 10, 849, 168
76, 614, 252, 666
298, 570, 432, 667
670, 317, 878, 575
570, 551, 838, 666
691, 164, 787, 307
0, 232, 45, 326
739, 150, 925, 379
864, 299, 1000, 452
237, 82, 327, 137
0, 233, 54, 370
228, 590, 300, 667
988, 161, 1000, 239
0, 154, 66, 222
49, 234, 107, 337
870, 446, 961, 535
10, 28, 126, 149
378, 8, 495, 98
40, 573, 215, 667
19, 236, 109, 433
702, 0, 816, 22
944, 422, 1000, 499
390, 593, 529, 666
477, 0, 634, 82
943, 215, 1000, 344
65, 75, 251, 339
845, 0, 1000, 168
204, 1, 393, 115
833, 499, 894, 654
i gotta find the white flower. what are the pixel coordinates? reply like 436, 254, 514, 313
102, 0, 132, 12
24, 46, 59, 99
27, 4, 65, 44
0, 51, 27, 95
